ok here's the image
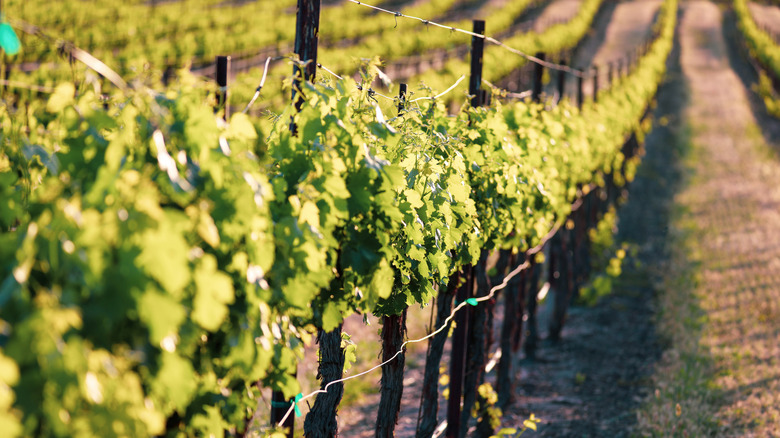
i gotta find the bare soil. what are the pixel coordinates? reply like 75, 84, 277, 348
566, 0, 661, 98
747, 1, 780, 35
529, 0, 585, 32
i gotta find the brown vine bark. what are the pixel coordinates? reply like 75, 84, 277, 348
375, 310, 408, 438
459, 251, 490, 438
416, 274, 458, 438
497, 252, 525, 409
303, 326, 344, 438
549, 227, 573, 342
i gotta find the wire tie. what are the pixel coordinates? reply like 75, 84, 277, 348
271, 393, 302, 417
293, 393, 302, 417
455, 298, 479, 307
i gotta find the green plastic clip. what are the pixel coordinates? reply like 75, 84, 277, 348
271, 393, 302, 417
293, 393, 302, 417
0, 23, 21, 56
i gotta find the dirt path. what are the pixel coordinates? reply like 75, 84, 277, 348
748, 1, 780, 35
566, 0, 661, 98
530, 0, 583, 32
633, 1, 780, 435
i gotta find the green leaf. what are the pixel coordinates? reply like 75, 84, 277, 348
137, 289, 186, 346
136, 218, 191, 298
271, 370, 300, 400
183, 105, 219, 160
197, 211, 220, 248
226, 113, 258, 141
46, 83, 75, 113
340, 333, 357, 373
346, 170, 374, 215
224, 331, 270, 381
447, 176, 471, 203
0, 352, 19, 386
190, 406, 226, 438
367, 258, 394, 300
298, 201, 319, 231
341, 231, 382, 275
403, 189, 424, 209
152, 352, 197, 414
321, 301, 341, 332
192, 254, 235, 331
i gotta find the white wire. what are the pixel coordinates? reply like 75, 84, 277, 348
346, 0, 588, 78
0, 79, 55, 93
9, 18, 130, 92
409, 75, 466, 102
242, 56, 284, 114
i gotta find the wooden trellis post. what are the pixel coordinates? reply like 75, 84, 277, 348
398, 83, 407, 114
216, 55, 231, 119
557, 59, 566, 102
290, 0, 321, 132
532, 52, 545, 103
469, 20, 486, 107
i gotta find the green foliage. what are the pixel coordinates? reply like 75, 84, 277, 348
474, 382, 502, 430
0, 77, 294, 436
755, 71, 780, 118
492, 413, 541, 437
340, 333, 357, 373
734, 0, 780, 79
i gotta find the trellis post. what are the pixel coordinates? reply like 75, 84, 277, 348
216, 55, 231, 120
557, 59, 566, 102
290, 0, 321, 132
469, 20, 486, 107
532, 52, 545, 102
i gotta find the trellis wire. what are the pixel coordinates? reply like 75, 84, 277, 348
9, 18, 129, 92
0, 79, 55, 93
242, 56, 283, 114
347, 0, 588, 78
